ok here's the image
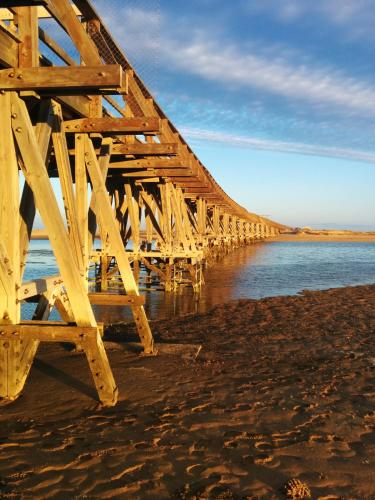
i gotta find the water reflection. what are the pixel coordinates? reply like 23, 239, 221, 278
94, 244, 266, 324
95, 241, 375, 323
23, 240, 375, 323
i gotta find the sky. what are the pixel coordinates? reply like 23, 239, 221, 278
51, 1, 375, 229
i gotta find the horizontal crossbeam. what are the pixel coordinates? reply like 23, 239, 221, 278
0, 65, 124, 93
111, 142, 178, 156
88, 293, 145, 306
0, 322, 98, 343
109, 158, 185, 169
64, 117, 160, 134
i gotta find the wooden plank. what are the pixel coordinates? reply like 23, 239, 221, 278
0, 65, 123, 92
11, 93, 96, 327
0, 92, 20, 324
111, 142, 178, 156
75, 133, 89, 288
0, 323, 98, 343
51, 101, 84, 273
88, 293, 145, 306
64, 116, 160, 134
109, 157, 184, 169
15, 6, 39, 67
0, 5, 81, 20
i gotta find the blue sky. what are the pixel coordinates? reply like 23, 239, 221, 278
77, 2, 375, 228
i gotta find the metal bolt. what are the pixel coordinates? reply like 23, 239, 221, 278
8, 72, 15, 78
17, 74, 23, 80
15, 127, 22, 133
11, 113, 17, 119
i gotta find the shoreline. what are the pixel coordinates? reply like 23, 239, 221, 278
1, 283, 375, 498
273, 232, 375, 242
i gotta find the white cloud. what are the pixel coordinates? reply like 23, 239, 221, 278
246, 0, 374, 37
181, 127, 375, 164
160, 37, 375, 116
100, 6, 375, 116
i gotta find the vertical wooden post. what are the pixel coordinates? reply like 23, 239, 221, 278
75, 133, 89, 290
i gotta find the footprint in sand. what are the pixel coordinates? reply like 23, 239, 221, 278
251, 453, 281, 468
328, 439, 356, 458
254, 441, 274, 452
272, 429, 305, 448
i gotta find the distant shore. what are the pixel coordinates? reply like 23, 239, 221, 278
275, 230, 375, 242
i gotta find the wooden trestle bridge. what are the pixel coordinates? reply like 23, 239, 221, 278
0, 0, 285, 406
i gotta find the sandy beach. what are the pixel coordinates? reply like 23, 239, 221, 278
275, 231, 375, 243
1, 284, 375, 498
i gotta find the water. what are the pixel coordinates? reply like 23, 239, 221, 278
23, 240, 375, 322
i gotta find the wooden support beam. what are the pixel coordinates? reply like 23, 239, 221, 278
111, 142, 178, 156
15, 6, 39, 68
109, 157, 184, 169
75, 133, 89, 287
0, 5, 81, 20
0, 65, 123, 93
88, 293, 145, 306
64, 116, 160, 134
51, 101, 84, 274
0, 92, 20, 324
108, 169, 193, 179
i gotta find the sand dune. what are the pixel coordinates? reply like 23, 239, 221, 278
1, 284, 375, 498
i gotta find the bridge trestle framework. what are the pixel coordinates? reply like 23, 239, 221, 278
0, 0, 286, 406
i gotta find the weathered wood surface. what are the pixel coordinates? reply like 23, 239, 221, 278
0, 65, 123, 92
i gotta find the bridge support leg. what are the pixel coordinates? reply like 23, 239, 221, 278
1, 94, 118, 406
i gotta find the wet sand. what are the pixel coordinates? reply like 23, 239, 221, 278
1, 284, 375, 498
